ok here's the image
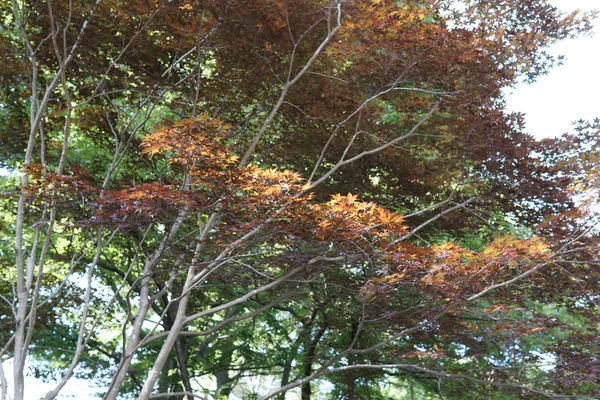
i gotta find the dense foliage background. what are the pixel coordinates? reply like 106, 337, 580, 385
1, 0, 599, 399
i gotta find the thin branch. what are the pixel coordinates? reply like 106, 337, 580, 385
308, 103, 439, 190
183, 266, 304, 325
149, 393, 209, 400
319, 364, 586, 399
393, 198, 476, 243
238, 2, 343, 166
466, 261, 551, 302
143, 289, 301, 345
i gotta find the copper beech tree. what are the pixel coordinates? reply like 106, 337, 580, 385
1, 0, 599, 399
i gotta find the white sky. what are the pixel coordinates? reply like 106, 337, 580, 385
504, 0, 600, 138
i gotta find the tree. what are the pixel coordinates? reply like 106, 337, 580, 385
1, 0, 599, 399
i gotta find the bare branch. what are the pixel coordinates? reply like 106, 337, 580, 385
238, 2, 343, 167
394, 198, 477, 243
308, 103, 439, 190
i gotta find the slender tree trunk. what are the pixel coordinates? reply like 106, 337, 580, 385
215, 346, 234, 398
157, 356, 180, 400
104, 214, 187, 400
278, 335, 304, 400
301, 323, 328, 400
175, 339, 194, 400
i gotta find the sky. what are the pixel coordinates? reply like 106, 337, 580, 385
504, 0, 600, 139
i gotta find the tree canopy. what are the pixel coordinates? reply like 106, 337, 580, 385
1, 0, 599, 399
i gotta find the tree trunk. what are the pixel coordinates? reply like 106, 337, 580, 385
301, 323, 328, 400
